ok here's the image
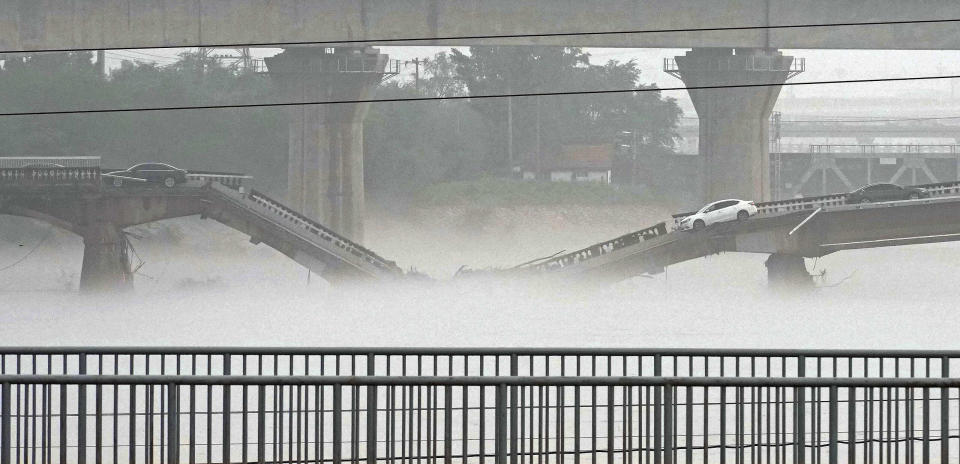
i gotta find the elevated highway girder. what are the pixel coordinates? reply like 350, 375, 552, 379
6, 1, 960, 52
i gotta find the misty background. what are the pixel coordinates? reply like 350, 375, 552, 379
1, 46, 959, 349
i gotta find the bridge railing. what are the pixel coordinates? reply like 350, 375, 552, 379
0, 157, 102, 189
186, 172, 252, 190
2, 347, 956, 380
526, 222, 669, 272
671, 180, 960, 229
242, 189, 402, 275
0, 374, 955, 464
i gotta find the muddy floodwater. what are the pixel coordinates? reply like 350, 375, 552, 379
0, 215, 957, 349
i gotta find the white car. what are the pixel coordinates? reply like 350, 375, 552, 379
677, 199, 758, 231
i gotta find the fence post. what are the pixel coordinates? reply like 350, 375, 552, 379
496, 383, 507, 464
923, 387, 930, 464
509, 354, 518, 464
654, 355, 662, 464
367, 384, 377, 464
333, 385, 342, 464
847, 386, 856, 464
223, 355, 231, 464
942, 358, 950, 464
664, 384, 673, 464
1, 382, 9, 464
167, 383, 179, 464
796, 357, 806, 464
367, 354, 377, 464
78, 355, 86, 464
445, 385, 453, 464
828, 386, 838, 464
258, 385, 266, 464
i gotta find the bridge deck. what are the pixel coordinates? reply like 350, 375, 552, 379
202, 183, 403, 282
0, 164, 405, 284
520, 180, 960, 284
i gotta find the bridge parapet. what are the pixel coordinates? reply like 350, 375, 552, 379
0, 156, 101, 190
672, 180, 960, 229
232, 186, 402, 275
527, 222, 669, 272
186, 171, 252, 190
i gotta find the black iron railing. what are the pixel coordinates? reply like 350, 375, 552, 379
1, 347, 957, 379
0, 374, 957, 464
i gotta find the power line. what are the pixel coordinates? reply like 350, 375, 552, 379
4, 17, 960, 54
783, 115, 960, 123
1, 74, 960, 118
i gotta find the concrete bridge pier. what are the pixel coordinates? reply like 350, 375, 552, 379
265, 47, 388, 242
668, 48, 801, 202
79, 223, 133, 293
765, 253, 813, 289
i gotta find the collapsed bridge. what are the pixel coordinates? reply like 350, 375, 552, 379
5, 157, 960, 290
515, 181, 960, 286
0, 157, 402, 291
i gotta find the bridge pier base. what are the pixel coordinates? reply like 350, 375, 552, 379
667, 48, 801, 202
765, 254, 812, 289
265, 46, 390, 242
79, 223, 133, 293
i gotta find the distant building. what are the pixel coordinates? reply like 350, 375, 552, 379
518, 144, 614, 184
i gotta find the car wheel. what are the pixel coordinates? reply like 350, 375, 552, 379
112, 177, 122, 187
860, 198, 871, 204
737, 210, 749, 221
909, 193, 920, 200
693, 219, 705, 231
163, 177, 176, 188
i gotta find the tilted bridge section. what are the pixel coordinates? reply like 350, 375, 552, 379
517, 181, 960, 285
5, 157, 960, 290
0, 158, 402, 291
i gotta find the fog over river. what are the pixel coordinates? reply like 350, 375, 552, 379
0, 215, 957, 349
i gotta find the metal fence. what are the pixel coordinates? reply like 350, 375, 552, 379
1, 375, 958, 464
2, 348, 958, 380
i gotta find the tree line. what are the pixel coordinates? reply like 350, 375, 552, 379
0, 47, 680, 201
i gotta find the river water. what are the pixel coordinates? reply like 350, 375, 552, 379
0, 215, 958, 349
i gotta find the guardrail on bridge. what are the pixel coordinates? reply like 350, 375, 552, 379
525, 222, 669, 272
242, 188, 402, 275
0, 156, 101, 189
672, 180, 960, 229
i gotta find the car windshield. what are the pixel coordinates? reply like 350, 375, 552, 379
698, 203, 717, 213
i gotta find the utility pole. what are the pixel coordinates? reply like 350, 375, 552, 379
197, 47, 208, 77
405, 57, 426, 90
507, 82, 514, 170
535, 95, 542, 180
771, 111, 783, 200
95, 50, 106, 77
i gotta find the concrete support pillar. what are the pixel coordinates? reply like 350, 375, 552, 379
79, 223, 132, 293
764, 253, 813, 289
265, 47, 388, 241
668, 48, 800, 202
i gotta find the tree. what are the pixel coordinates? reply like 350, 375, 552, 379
0, 51, 288, 195
449, 46, 681, 176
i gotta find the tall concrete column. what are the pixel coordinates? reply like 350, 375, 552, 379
667, 48, 801, 202
265, 47, 388, 241
79, 223, 132, 293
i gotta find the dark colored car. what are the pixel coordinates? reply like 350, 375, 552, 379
107, 163, 188, 188
845, 183, 929, 204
